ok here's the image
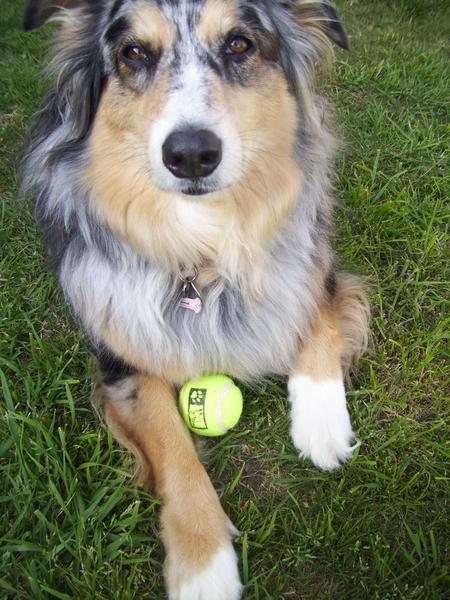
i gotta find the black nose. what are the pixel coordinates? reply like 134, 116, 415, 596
162, 129, 222, 179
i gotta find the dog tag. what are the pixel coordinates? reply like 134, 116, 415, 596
179, 296, 202, 314
178, 273, 202, 314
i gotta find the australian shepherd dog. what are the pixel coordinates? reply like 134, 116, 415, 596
22, 0, 369, 597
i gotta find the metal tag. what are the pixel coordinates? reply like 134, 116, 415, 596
178, 271, 202, 314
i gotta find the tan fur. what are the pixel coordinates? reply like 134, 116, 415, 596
293, 273, 370, 379
293, 307, 343, 380
130, 4, 175, 50
197, 0, 239, 44
334, 272, 370, 371
209, 69, 303, 271
93, 374, 232, 577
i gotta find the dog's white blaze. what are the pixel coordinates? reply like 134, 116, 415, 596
148, 55, 243, 193
180, 60, 208, 115
168, 544, 243, 600
288, 375, 359, 471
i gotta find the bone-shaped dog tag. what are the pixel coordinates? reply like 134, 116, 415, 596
178, 275, 202, 314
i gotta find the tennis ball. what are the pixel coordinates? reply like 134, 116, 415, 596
179, 374, 243, 436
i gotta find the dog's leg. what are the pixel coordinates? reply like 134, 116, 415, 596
288, 306, 358, 471
93, 374, 242, 600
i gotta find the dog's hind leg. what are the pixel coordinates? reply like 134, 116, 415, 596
93, 373, 242, 600
288, 273, 369, 471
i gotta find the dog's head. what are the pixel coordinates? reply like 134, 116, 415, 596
25, 0, 347, 275
25, 0, 347, 195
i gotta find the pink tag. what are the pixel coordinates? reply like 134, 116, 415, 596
178, 297, 202, 314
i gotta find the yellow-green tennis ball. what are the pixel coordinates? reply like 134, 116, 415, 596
179, 375, 243, 437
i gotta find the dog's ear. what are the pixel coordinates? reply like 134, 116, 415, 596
286, 0, 349, 51
319, 1, 349, 50
23, 0, 85, 31
24, 0, 105, 158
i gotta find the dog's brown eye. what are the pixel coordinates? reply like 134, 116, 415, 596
226, 36, 253, 56
122, 44, 147, 64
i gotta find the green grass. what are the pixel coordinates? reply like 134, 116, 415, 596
1, 0, 449, 598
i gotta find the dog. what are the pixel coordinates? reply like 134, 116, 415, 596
22, 1, 369, 598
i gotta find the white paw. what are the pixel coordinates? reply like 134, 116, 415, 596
167, 543, 243, 600
288, 375, 359, 471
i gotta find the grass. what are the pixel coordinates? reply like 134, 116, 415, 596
0, 0, 449, 598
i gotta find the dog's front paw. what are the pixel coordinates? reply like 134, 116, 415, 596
166, 542, 243, 600
288, 375, 358, 471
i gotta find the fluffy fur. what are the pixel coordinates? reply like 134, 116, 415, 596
22, 1, 369, 598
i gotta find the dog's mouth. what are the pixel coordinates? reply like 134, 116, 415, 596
180, 181, 219, 197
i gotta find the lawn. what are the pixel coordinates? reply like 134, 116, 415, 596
0, 0, 448, 598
